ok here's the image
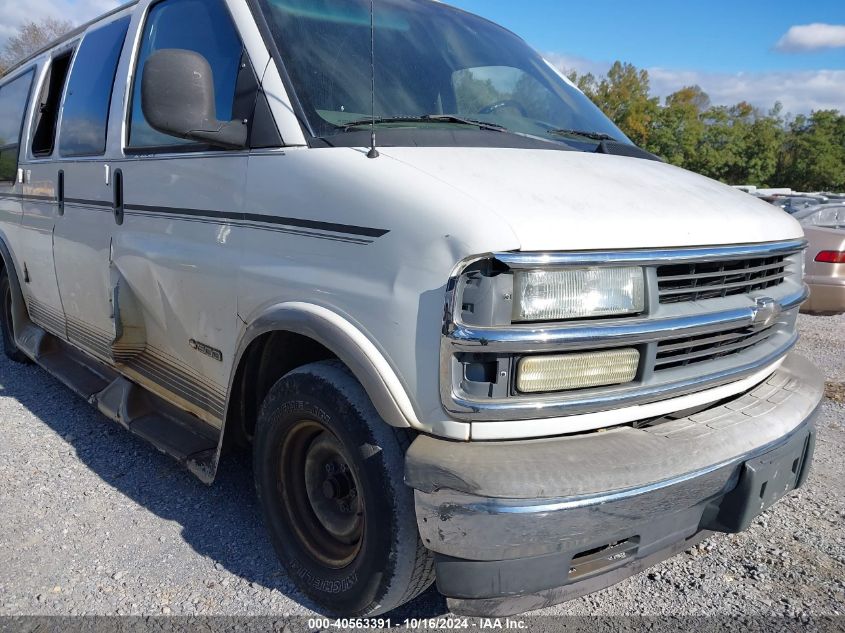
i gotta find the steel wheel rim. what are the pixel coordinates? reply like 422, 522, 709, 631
278, 420, 364, 569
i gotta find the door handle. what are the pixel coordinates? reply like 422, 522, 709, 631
113, 168, 124, 226
57, 170, 64, 216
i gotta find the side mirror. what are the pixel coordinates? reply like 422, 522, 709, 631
141, 49, 247, 149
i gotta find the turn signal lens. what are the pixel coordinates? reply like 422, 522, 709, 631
516, 348, 640, 393
513, 267, 645, 322
815, 251, 845, 264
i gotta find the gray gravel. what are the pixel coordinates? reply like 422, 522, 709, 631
0, 314, 843, 620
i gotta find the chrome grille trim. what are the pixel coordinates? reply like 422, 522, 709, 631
493, 239, 807, 269
447, 285, 806, 354
657, 259, 787, 282
659, 272, 788, 297
655, 324, 780, 369
657, 255, 789, 303
441, 240, 808, 423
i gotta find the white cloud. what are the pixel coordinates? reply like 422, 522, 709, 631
544, 53, 609, 80
648, 67, 845, 115
548, 54, 845, 116
0, 0, 123, 48
776, 23, 845, 52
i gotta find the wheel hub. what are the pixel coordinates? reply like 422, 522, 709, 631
322, 472, 353, 500
304, 433, 362, 544
279, 421, 365, 569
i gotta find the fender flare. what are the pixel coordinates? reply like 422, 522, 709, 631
224, 302, 423, 433
0, 230, 34, 348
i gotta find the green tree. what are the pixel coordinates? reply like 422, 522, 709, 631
692, 102, 759, 183
590, 62, 659, 147
777, 110, 845, 191
563, 59, 845, 190
567, 70, 598, 99
647, 85, 709, 167
741, 104, 784, 186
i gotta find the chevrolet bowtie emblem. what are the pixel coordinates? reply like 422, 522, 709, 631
751, 297, 781, 329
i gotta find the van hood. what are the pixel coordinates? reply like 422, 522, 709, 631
379, 147, 804, 251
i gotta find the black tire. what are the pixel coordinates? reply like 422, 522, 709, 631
1, 268, 30, 364
253, 360, 435, 616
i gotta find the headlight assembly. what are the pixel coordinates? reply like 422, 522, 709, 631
512, 267, 645, 322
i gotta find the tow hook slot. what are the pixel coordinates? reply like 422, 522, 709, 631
568, 537, 640, 581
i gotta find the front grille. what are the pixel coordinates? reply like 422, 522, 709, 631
657, 256, 787, 304
655, 324, 779, 371
443, 241, 804, 424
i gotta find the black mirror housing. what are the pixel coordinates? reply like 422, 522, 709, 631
141, 49, 247, 149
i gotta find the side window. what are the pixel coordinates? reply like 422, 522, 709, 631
0, 70, 35, 183
59, 17, 130, 157
32, 50, 74, 156
129, 0, 242, 149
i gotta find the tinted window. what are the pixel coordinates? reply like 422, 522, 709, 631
0, 70, 35, 182
129, 0, 242, 149
60, 17, 130, 157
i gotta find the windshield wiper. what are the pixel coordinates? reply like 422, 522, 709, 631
547, 128, 618, 142
342, 115, 508, 133
423, 114, 509, 131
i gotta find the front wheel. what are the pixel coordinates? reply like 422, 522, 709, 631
1, 268, 31, 364
253, 360, 434, 616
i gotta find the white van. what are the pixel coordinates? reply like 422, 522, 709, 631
0, 0, 822, 617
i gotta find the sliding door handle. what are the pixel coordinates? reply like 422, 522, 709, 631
113, 168, 124, 226
57, 170, 64, 216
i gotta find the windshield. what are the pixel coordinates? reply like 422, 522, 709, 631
257, 0, 629, 148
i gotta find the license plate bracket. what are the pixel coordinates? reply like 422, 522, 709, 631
703, 426, 815, 533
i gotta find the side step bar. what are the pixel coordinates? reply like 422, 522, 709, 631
18, 320, 220, 484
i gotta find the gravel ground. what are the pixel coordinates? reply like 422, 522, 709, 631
0, 314, 843, 622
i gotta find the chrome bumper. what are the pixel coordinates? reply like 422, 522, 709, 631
407, 353, 823, 614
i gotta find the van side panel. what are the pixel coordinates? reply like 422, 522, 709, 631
1, 67, 59, 337
51, 16, 132, 362
110, 153, 247, 428
20, 167, 67, 338
53, 160, 119, 356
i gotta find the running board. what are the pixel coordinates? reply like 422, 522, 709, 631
24, 322, 220, 484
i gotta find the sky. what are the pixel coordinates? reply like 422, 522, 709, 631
448, 0, 845, 116
1, 0, 843, 115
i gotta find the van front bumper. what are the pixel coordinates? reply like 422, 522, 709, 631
406, 353, 823, 616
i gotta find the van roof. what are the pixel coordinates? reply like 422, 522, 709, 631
0, 1, 138, 81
